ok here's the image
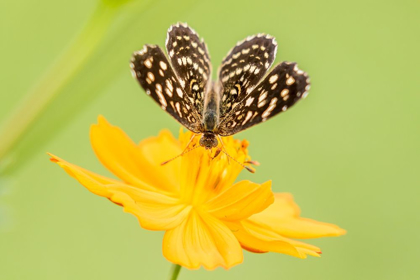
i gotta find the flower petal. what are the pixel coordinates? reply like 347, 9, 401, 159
239, 219, 322, 257
49, 154, 190, 230
225, 221, 306, 258
205, 180, 273, 221
90, 116, 182, 193
249, 193, 346, 239
162, 210, 243, 270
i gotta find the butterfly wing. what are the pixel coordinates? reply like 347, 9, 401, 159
217, 62, 310, 136
218, 34, 278, 118
165, 23, 212, 117
130, 44, 201, 132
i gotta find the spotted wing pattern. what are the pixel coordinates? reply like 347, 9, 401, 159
217, 62, 310, 136
166, 23, 211, 117
218, 34, 277, 118
130, 44, 201, 132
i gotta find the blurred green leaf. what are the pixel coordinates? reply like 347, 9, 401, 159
101, 0, 135, 8
0, 0, 198, 175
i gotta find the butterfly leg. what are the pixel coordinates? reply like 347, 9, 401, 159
161, 133, 198, 166
182, 133, 197, 152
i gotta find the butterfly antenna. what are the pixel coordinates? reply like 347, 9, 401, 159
216, 135, 255, 173
221, 150, 255, 173
244, 160, 260, 166
216, 135, 230, 164
161, 134, 198, 166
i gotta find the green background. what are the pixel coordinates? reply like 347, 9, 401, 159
1, 0, 419, 279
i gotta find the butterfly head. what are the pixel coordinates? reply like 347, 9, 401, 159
199, 132, 218, 150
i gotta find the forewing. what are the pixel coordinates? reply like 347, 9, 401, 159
218, 34, 277, 118
166, 23, 211, 116
130, 44, 201, 132
217, 62, 310, 136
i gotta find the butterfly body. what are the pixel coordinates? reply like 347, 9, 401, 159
202, 83, 220, 133
131, 23, 310, 151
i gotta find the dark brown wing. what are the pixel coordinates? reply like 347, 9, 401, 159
130, 44, 201, 132
165, 23, 212, 117
217, 62, 310, 136
218, 34, 277, 118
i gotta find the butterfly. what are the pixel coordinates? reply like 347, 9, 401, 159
130, 23, 310, 152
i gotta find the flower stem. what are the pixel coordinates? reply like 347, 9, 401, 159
168, 264, 182, 280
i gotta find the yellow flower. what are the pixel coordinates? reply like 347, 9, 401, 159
49, 116, 345, 270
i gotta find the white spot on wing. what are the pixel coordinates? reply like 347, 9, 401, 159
246, 35, 256, 41
179, 79, 185, 88
165, 87, 173, 97
258, 90, 268, 107
176, 88, 183, 98
144, 58, 152, 69
286, 76, 295, 85
166, 79, 173, 92
135, 45, 148, 56
262, 97, 278, 118
159, 61, 167, 70
242, 111, 253, 125
258, 99, 267, 108
175, 102, 182, 117
241, 48, 250, 54
269, 74, 278, 84
233, 52, 241, 59
281, 89, 289, 97
245, 97, 254, 106
130, 68, 136, 78
155, 84, 167, 107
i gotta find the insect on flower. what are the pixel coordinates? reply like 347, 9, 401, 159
48, 117, 346, 270
130, 23, 311, 167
